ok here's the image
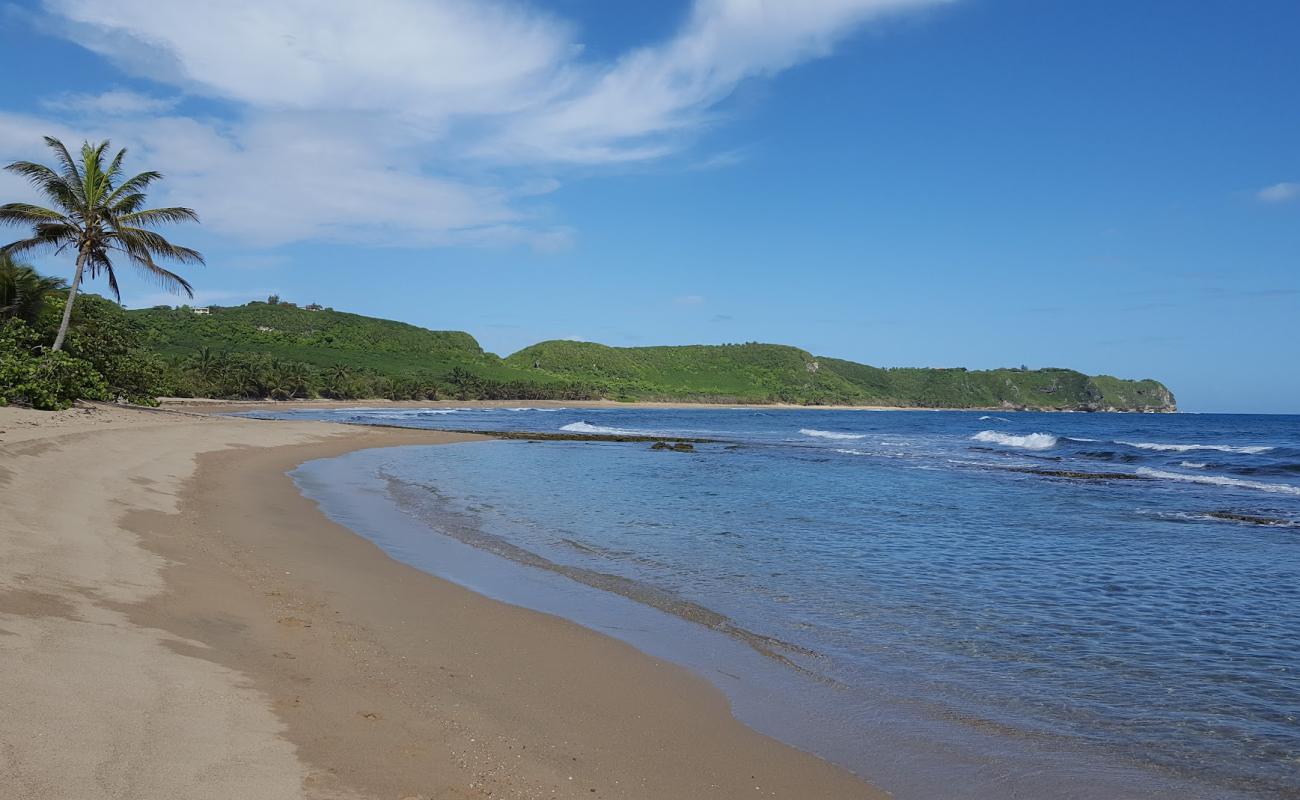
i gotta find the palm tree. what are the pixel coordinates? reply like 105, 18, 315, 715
0, 137, 203, 351
324, 363, 353, 398
0, 253, 66, 324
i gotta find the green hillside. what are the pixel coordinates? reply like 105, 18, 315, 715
503, 341, 865, 404
507, 341, 1176, 411
126, 301, 564, 400
131, 302, 503, 374
124, 302, 1175, 409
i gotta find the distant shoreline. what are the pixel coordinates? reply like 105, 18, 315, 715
160, 396, 1171, 413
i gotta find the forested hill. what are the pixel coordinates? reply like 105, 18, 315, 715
127, 302, 1175, 410
131, 302, 494, 372
504, 341, 1176, 411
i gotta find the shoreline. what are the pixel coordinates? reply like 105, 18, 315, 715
160, 396, 1159, 413
0, 404, 883, 799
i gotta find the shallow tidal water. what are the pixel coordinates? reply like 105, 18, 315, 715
256, 407, 1300, 799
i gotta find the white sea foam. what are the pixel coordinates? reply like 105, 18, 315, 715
1179, 461, 1208, 469
1136, 468, 1300, 496
971, 430, 1059, 450
800, 428, 867, 440
348, 408, 468, 419
1118, 441, 1273, 455
505, 407, 566, 412
560, 421, 645, 436
978, 415, 1012, 422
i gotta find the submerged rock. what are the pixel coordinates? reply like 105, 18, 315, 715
1205, 511, 1298, 527
651, 441, 696, 453
1007, 467, 1149, 481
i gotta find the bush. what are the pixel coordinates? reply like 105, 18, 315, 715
41, 295, 173, 405
0, 320, 107, 410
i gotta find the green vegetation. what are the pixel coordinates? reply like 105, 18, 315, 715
0, 290, 167, 409
0, 253, 65, 323
0, 285, 1176, 410
504, 340, 864, 404
128, 301, 594, 401
1, 137, 201, 350
0, 137, 200, 409
507, 341, 1176, 411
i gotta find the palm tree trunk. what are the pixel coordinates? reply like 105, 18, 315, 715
50, 251, 87, 352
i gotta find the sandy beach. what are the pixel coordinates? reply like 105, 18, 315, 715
0, 403, 881, 799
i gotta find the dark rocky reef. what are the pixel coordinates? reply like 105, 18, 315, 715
1006, 467, 1151, 481
1205, 511, 1299, 528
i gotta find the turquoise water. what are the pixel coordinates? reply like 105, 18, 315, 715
263, 407, 1300, 799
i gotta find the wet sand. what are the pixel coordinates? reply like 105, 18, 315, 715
0, 404, 882, 799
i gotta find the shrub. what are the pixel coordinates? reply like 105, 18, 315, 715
0, 320, 107, 410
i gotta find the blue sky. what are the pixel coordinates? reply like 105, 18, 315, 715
0, 0, 1296, 413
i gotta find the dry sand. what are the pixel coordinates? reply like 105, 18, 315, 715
0, 403, 883, 799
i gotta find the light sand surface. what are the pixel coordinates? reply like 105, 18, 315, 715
0, 403, 882, 799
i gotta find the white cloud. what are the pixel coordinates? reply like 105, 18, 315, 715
43, 0, 573, 116
42, 89, 177, 115
675, 294, 706, 305
12, 0, 950, 248
1257, 182, 1299, 203
481, 0, 951, 163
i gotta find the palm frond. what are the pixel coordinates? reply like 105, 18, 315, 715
105, 261, 121, 302
112, 241, 194, 297
3, 161, 85, 213
104, 170, 162, 206
117, 206, 201, 227
0, 202, 71, 225
0, 230, 76, 257
113, 226, 206, 265
0, 255, 64, 322
43, 137, 84, 185
104, 147, 128, 185
79, 141, 114, 207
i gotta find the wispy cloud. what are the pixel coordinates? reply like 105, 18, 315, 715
11, 0, 949, 249
1257, 181, 1299, 203
674, 294, 706, 305
478, 0, 949, 163
688, 148, 750, 171
41, 89, 177, 115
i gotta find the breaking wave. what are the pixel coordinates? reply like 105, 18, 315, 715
560, 421, 647, 436
801, 428, 868, 440
1118, 441, 1273, 455
1136, 468, 1300, 496
971, 431, 1059, 451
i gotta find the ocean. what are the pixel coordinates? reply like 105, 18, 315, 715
242, 406, 1300, 799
